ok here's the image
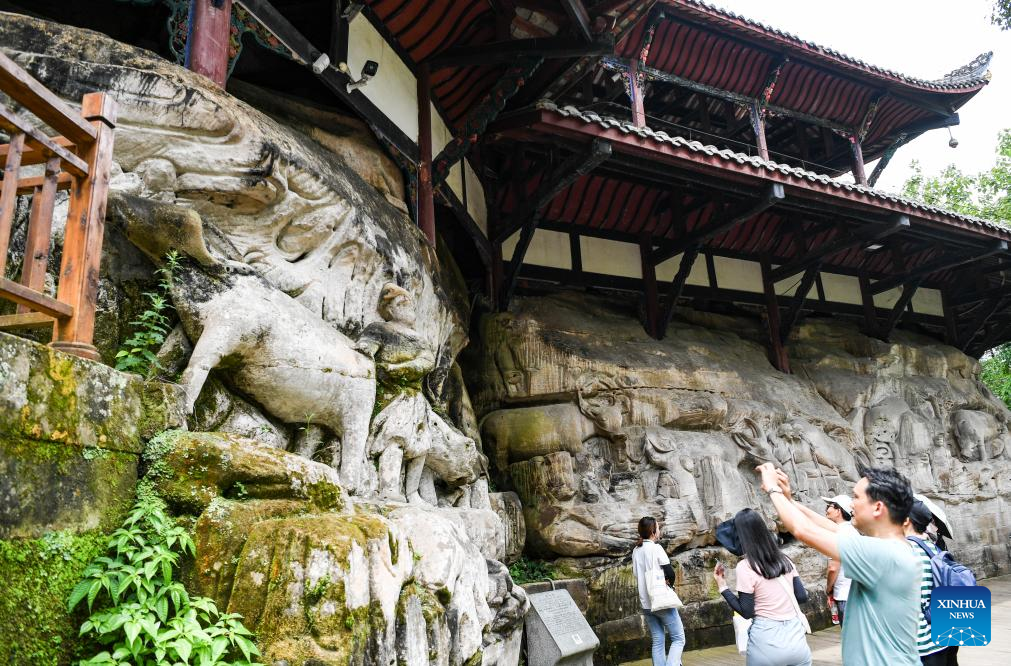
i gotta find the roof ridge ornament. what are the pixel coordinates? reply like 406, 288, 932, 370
939, 51, 994, 85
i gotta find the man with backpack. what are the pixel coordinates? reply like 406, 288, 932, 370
905, 500, 975, 665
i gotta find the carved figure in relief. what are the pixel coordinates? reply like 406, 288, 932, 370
356, 283, 436, 384
109, 195, 379, 494
953, 409, 1003, 462
768, 419, 860, 498
369, 393, 483, 504
480, 387, 628, 473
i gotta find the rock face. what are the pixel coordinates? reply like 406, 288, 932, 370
0, 11, 520, 666
468, 292, 1011, 657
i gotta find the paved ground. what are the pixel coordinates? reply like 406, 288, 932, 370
624, 574, 1011, 665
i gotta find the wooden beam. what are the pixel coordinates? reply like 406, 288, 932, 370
235, 0, 417, 161
188, 0, 233, 86
850, 137, 867, 186
749, 103, 769, 160
17, 156, 61, 313
51, 93, 117, 360
630, 60, 646, 128
878, 278, 922, 340
658, 243, 701, 339
495, 142, 613, 244
432, 57, 542, 188
953, 283, 1011, 308
0, 278, 73, 320
417, 65, 435, 245
0, 51, 96, 146
650, 183, 784, 264
17, 172, 73, 195
1, 135, 75, 168
769, 215, 909, 282
780, 263, 821, 343
499, 140, 612, 307
0, 132, 25, 277
634, 61, 855, 135
941, 290, 958, 346
640, 235, 659, 337
561, 0, 594, 41
0, 103, 89, 177
859, 274, 878, 337
960, 296, 1008, 352
870, 241, 1007, 294
0, 312, 55, 331
426, 36, 614, 68
761, 257, 790, 372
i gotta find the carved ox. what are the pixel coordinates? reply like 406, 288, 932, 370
480, 391, 628, 474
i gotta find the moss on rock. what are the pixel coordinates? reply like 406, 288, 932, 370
0, 530, 108, 665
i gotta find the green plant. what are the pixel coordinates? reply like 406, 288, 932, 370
68, 487, 262, 665
507, 557, 562, 584
115, 251, 180, 377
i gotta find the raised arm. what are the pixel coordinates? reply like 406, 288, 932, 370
757, 464, 840, 560
775, 469, 840, 532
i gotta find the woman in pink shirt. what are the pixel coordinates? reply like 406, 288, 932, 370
714, 508, 812, 666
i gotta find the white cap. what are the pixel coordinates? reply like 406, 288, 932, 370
821, 494, 853, 517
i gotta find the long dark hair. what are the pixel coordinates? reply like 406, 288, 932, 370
735, 508, 791, 579
638, 516, 658, 540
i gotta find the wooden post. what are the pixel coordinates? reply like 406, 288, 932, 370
640, 235, 659, 338
51, 93, 117, 360
17, 156, 61, 313
629, 60, 646, 128
761, 257, 790, 373
749, 103, 769, 161
941, 290, 959, 346
0, 132, 25, 276
188, 0, 233, 87
850, 136, 868, 186
417, 65, 436, 245
858, 274, 878, 338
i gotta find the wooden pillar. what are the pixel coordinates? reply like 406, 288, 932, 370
51, 93, 117, 360
17, 156, 61, 313
188, 0, 233, 87
858, 274, 878, 338
761, 257, 790, 373
941, 290, 959, 347
640, 235, 659, 338
629, 60, 646, 128
417, 65, 436, 245
749, 104, 769, 161
850, 136, 868, 186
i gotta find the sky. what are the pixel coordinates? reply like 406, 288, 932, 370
707, 0, 1011, 193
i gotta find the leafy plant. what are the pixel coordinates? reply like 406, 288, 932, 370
68, 487, 262, 666
507, 556, 563, 584
115, 251, 180, 377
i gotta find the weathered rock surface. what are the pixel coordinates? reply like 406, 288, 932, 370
468, 292, 1011, 658
151, 431, 527, 666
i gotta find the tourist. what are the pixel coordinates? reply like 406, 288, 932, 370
821, 494, 853, 625
632, 516, 685, 666
714, 508, 812, 666
905, 501, 959, 665
755, 463, 919, 666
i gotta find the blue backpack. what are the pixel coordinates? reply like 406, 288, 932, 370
907, 536, 977, 623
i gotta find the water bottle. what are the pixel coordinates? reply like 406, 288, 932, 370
830, 601, 840, 625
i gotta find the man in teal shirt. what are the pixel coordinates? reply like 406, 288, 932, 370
756, 463, 919, 665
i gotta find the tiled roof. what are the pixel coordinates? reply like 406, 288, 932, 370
670, 0, 993, 92
535, 100, 1009, 236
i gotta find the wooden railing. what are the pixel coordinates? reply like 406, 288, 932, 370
0, 50, 116, 360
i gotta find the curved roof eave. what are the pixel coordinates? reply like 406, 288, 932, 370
665, 0, 993, 94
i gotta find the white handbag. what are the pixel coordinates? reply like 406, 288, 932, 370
646, 566, 684, 611
732, 612, 752, 653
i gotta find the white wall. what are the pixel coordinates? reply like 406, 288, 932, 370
347, 16, 487, 233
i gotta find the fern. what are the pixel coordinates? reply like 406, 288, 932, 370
115, 251, 180, 377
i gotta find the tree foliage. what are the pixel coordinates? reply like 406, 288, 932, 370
901, 130, 1011, 223
902, 130, 1011, 407
993, 0, 1011, 30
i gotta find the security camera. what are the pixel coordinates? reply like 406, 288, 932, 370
311, 53, 331, 75
345, 60, 379, 92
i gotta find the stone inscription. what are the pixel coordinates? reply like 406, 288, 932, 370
529, 590, 598, 657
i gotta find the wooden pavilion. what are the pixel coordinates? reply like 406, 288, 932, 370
14, 0, 1008, 368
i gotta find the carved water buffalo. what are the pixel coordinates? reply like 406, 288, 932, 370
480, 390, 628, 474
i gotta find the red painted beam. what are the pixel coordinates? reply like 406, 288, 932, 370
189, 0, 233, 87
